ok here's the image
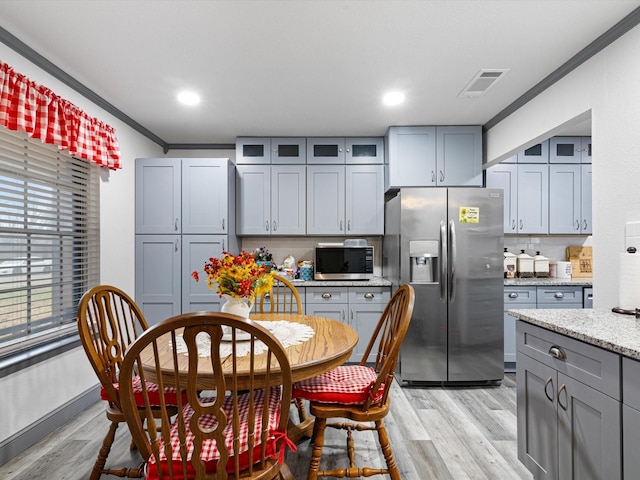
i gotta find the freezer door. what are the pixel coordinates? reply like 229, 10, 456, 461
446, 188, 504, 382
398, 188, 448, 382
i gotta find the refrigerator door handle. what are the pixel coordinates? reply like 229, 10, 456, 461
449, 219, 457, 303
439, 220, 447, 301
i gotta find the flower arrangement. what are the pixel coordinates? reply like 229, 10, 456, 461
191, 250, 273, 302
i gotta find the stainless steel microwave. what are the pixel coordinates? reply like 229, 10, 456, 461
314, 245, 374, 280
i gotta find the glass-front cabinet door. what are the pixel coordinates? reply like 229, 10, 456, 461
307, 137, 346, 164
236, 137, 271, 164
271, 137, 306, 164
517, 140, 549, 163
345, 137, 384, 164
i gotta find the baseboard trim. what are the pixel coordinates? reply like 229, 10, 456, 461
0, 385, 100, 467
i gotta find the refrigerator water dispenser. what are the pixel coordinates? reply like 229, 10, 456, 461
409, 240, 439, 283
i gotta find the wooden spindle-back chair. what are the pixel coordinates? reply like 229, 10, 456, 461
119, 311, 296, 480
258, 274, 302, 314
293, 284, 415, 480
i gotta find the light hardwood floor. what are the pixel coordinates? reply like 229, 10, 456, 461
1, 374, 533, 480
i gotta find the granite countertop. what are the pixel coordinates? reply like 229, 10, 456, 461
509, 308, 640, 360
504, 277, 593, 287
289, 277, 392, 287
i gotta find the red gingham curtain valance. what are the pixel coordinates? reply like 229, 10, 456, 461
0, 60, 121, 169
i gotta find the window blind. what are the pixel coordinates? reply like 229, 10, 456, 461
0, 127, 99, 355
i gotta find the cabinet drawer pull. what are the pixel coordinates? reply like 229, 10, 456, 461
364, 292, 375, 299
549, 346, 566, 360
321, 292, 332, 299
544, 377, 554, 402
557, 384, 568, 410
554, 292, 564, 299
508, 292, 518, 298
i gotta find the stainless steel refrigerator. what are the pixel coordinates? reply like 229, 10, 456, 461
383, 188, 504, 384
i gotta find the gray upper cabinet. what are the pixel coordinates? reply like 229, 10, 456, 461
236, 164, 306, 235
236, 137, 307, 164
517, 164, 549, 234
307, 137, 346, 164
549, 136, 591, 163
345, 137, 384, 164
307, 164, 383, 235
135, 158, 230, 234
486, 163, 548, 234
517, 140, 550, 163
549, 164, 592, 234
236, 137, 271, 164
385, 125, 482, 189
436, 126, 482, 186
135, 158, 181, 234
306, 165, 346, 234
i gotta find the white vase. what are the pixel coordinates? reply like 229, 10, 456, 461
220, 294, 253, 319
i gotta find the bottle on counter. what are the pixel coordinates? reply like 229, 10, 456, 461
516, 250, 534, 278
504, 248, 516, 278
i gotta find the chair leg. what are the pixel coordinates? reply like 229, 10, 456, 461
376, 419, 401, 480
90, 420, 119, 480
307, 417, 327, 480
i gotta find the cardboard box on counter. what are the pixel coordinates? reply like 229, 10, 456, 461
566, 246, 593, 277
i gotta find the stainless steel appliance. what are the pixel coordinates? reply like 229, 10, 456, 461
383, 188, 504, 384
314, 243, 374, 280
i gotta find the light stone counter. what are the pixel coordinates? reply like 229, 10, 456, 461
509, 308, 640, 360
289, 277, 392, 288
504, 276, 592, 287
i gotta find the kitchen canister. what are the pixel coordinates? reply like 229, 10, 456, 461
300, 261, 313, 281
516, 250, 534, 278
533, 252, 550, 277
555, 261, 572, 279
503, 248, 516, 278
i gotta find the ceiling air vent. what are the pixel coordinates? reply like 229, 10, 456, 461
459, 69, 509, 98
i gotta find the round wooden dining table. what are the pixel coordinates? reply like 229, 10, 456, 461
138, 313, 358, 441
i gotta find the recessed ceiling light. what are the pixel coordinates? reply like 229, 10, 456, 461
383, 91, 405, 106
177, 90, 201, 106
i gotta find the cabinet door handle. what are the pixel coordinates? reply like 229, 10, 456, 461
519, 219, 523, 230
439, 170, 444, 182
350, 309, 353, 320
340, 220, 343, 231
222, 218, 225, 231
583, 219, 588, 231
341, 309, 345, 320
222, 239, 225, 251
544, 377, 554, 402
508, 292, 518, 298
347, 220, 351, 231
321, 292, 332, 299
273, 220, 277, 232
557, 384, 568, 410
175, 218, 179, 231
364, 292, 375, 299
575, 220, 580, 230
549, 345, 566, 360
265, 221, 269, 231
431, 170, 436, 183
511, 219, 516, 231
554, 292, 565, 299
175, 239, 179, 252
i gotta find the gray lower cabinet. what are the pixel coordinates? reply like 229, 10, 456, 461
623, 357, 640, 479
135, 234, 228, 326
305, 286, 390, 363
536, 286, 583, 309
503, 286, 536, 370
516, 321, 621, 480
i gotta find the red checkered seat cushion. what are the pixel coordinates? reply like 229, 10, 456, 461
101, 375, 185, 407
147, 386, 286, 480
293, 365, 385, 405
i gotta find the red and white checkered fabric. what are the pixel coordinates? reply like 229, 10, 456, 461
0, 60, 121, 169
101, 376, 185, 407
146, 387, 284, 480
293, 365, 385, 405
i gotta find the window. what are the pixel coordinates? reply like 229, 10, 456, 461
0, 127, 99, 356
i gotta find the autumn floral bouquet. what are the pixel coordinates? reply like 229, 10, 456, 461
191, 250, 273, 303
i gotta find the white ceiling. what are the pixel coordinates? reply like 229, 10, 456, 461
1, 0, 639, 148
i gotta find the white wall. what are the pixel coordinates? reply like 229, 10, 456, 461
0, 44, 162, 443
485, 25, 640, 309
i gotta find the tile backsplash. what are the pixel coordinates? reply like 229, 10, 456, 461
504, 235, 592, 262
